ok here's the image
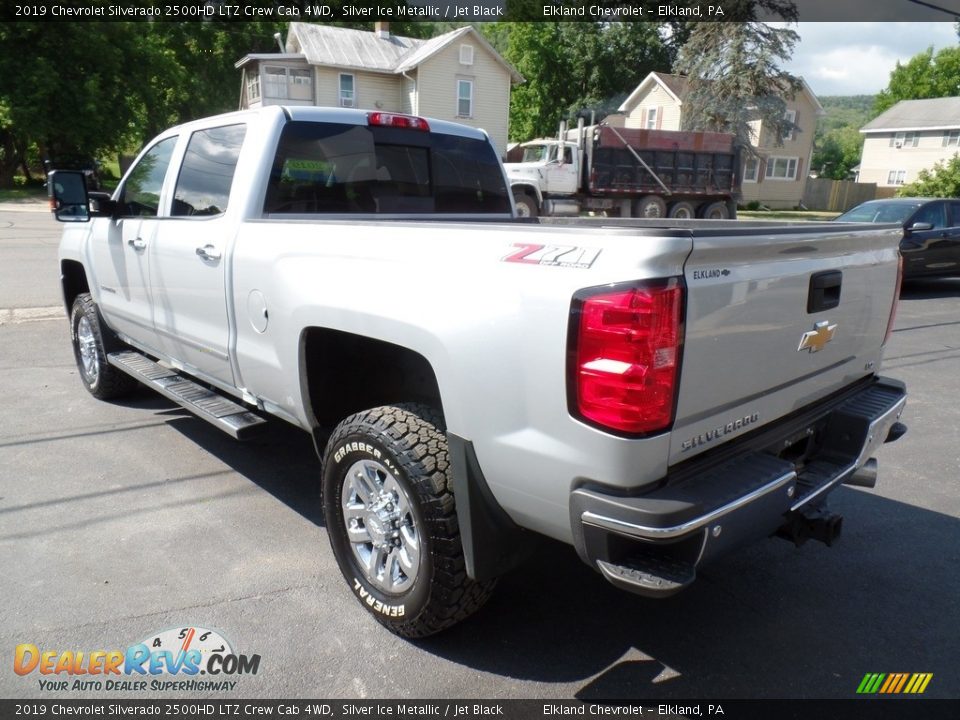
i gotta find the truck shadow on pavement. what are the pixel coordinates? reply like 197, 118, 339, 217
129, 399, 957, 700
416, 486, 959, 699
900, 276, 960, 300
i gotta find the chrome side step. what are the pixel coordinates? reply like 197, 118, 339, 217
107, 351, 267, 440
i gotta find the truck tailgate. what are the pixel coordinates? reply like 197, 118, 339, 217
670, 223, 902, 465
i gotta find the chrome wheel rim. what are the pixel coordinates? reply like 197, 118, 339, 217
342, 459, 421, 594
77, 315, 99, 384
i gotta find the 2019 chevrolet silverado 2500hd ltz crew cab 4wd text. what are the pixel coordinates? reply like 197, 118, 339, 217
49, 106, 907, 637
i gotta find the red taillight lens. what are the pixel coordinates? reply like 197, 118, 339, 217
571, 279, 684, 435
883, 254, 903, 347
367, 112, 430, 132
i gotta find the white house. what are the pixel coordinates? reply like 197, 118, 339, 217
614, 71, 824, 209
236, 22, 523, 156
859, 97, 960, 188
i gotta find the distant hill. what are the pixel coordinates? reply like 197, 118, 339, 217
817, 95, 875, 134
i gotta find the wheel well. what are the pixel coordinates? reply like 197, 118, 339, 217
60, 260, 89, 313
300, 327, 443, 432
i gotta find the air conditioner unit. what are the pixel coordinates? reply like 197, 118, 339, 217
894, 141, 903, 148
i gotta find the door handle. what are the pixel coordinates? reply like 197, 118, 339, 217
196, 244, 222, 261
127, 238, 146, 251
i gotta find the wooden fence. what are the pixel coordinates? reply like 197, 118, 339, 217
802, 178, 877, 212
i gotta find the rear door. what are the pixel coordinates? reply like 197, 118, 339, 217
149, 123, 247, 385
670, 223, 902, 465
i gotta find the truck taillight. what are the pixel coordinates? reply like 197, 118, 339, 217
883, 255, 903, 347
367, 112, 429, 132
569, 279, 684, 435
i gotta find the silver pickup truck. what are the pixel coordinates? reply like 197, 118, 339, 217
50, 106, 906, 638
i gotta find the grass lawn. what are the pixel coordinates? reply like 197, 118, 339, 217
738, 209, 841, 222
0, 184, 47, 203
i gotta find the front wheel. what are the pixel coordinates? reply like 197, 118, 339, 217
513, 193, 538, 218
70, 293, 137, 400
322, 404, 496, 637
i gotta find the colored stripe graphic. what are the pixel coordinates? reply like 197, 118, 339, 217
857, 673, 932, 694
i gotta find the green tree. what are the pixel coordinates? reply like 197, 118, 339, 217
673, 2, 801, 153
811, 126, 863, 180
873, 46, 960, 116
898, 153, 960, 197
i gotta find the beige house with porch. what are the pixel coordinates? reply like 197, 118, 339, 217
235, 22, 522, 156
614, 72, 824, 209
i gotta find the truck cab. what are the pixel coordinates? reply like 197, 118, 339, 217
504, 140, 581, 216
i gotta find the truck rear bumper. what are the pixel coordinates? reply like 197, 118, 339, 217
569, 376, 907, 597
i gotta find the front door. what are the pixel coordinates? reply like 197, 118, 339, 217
90, 136, 178, 353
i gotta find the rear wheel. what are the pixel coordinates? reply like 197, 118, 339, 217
70, 293, 137, 400
634, 195, 667, 218
322, 403, 496, 637
668, 201, 697, 219
700, 201, 731, 220
513, 193, 538, 218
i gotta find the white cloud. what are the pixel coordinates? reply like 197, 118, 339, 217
782, 22, 959, 96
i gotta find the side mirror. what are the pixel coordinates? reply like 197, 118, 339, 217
47, 170, 90, 222
906, 221, 933, 233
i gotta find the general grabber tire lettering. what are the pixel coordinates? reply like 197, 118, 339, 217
70, 293, 137, 400
322, 403, 496, 637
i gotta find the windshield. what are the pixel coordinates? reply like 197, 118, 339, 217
521, 145, 554, 163
836, 201, 922, 224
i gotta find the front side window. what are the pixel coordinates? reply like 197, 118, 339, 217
911, 202, 946, 229
457, 79, 473, 118
764, 156, 798, 180
264, 121, 510, 215
339, 74, 355, 108
120, 136, 178, 217
172, 124, 247, 217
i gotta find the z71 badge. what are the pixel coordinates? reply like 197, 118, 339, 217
502, 243, 601, 269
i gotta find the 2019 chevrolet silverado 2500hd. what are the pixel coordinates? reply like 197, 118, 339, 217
50, 106, 906, 637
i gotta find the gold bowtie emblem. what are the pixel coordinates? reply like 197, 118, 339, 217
798, 321, 837, 353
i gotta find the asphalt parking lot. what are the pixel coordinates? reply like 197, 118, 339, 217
0, 205, 957, 702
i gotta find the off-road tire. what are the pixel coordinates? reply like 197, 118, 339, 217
322, 403, 496, 637
70, 293, 137, 400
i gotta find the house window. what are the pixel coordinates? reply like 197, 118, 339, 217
943, 130, 960, 147
764, 156, 798, 180
890, 131, 919, 148
339, 74, 355, 108
886, 170, 907, 186
783, 109, 797, 141
457, 79, 473, 118
289, 69, 312, 101
247, 73, 260, 102
263, 66, 289, 99
743, 157, 759, 183
459, 45, 474, 65
646, 107, 657, 129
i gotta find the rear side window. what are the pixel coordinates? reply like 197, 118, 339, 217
172, 124, 247, 216
264, 121, 509, 215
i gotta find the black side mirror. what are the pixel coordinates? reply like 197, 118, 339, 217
47, 170, 90, 222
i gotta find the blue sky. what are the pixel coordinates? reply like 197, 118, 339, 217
783, 22, 958, 96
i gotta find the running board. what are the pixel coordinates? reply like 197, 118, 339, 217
107, 351, 267, 440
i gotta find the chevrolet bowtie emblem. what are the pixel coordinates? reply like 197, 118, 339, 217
798, 321, 837, 353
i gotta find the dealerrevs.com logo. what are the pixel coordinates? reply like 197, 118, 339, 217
13, 626, 261, 692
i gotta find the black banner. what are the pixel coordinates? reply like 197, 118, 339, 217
3, 0, 959, 23
2, 699, 959, 720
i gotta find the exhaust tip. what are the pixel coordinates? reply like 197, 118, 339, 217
845, 458, 878, 489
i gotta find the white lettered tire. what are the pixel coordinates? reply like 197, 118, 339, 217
322, 404, 496, 637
